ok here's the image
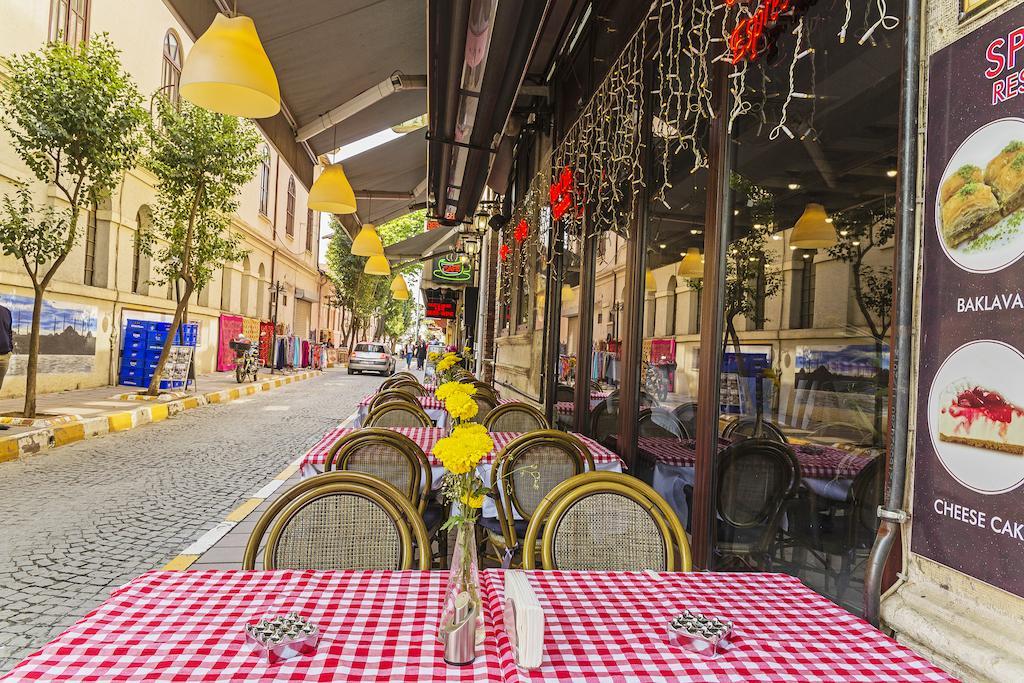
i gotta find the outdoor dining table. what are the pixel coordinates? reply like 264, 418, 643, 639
638, 437, 877, 528
353, 394, 514, 429
299, 426, 624, 519
4, 568, 956, 682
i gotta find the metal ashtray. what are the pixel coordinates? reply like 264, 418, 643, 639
244, 612, 321, 664
665, 609, 733, 657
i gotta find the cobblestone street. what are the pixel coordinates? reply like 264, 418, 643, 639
0, 369, 381, 672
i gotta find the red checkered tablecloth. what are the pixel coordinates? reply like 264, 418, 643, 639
301, 427, 621, 474
638, 437, 873, 480
481, 570, 956, 682
3, 569, 502, 682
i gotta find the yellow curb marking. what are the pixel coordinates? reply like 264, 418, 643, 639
274, 463, 299, 480
229, 388, 240, 400
150, 404, 169, 422
163, 554, 199, 571
53, 423, 85, 447
0, 439, 20, 464
108, 412, 134, 432
246, 385, 257, 395
225, 498, 263, 522
183, 397, 200, 409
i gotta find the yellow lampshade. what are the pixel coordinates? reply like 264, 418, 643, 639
351, 223, 384, 257
309, 163, 357, 214
677, 247, 704, 278
790, 203, 836, 249
645, 269, 656, 291
390, 274, 410, 299
364, 254, 391, 276
560, 284, 576, 303
179, 13, 280, 119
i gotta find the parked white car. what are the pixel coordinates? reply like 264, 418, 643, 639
347, 342, 396, 376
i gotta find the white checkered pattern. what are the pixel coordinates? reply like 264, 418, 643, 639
481, 570, 956, 682
3, 570, 502, 682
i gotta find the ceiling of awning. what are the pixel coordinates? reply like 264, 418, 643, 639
384, 224, 459, 262
162, 0, 427, 227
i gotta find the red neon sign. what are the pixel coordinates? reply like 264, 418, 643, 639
549, 166, 575, 221
426, 301, 456, 320
727, 0, 793, 64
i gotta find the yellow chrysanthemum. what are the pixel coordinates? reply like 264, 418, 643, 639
435, 381, 475, 401
428, 351, 440, 362
435, 355, 460, 373
460, 491, 484, 508
433, 423, 494, 474
444, 391, 479, 421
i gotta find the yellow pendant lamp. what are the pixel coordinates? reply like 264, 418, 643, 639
390, 274, 410, 300
790, 203, 836, 249
645, 269, 656, 291
364, 254, 391, 276
179, 13, 280, 119
309, 160, 357, 214
560, 284, 576, 303
351, 223, 384, 257
677, 247, 704, 278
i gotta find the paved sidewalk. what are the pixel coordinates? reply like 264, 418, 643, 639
0, 368, 322, 464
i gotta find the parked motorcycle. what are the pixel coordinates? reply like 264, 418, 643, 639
230, 337, 259, 383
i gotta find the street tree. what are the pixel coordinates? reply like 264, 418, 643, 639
0, 36, 145, 417
828, 204, 895, 444
140, 96, 260, 396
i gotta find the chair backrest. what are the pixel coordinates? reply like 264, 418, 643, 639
673, 402, 698, 436
390, 381, 427, 398
368, 389, 418, 412
491, 430, 595, 550
483, 401, 548, 432
721, 416, 788, 443
851, 454, 884, 546
589, 399, 619, 445
243, 472, 431, 570
468, 391, 500, 424
522, 471, 692, 572
325, 428, 431, 513
380, 374, 415, 391
810, 421, 873, 444
364, 402, 432, 427
638, 407, 689, 439
716, 439, 799, 545
555, 384, 575, 403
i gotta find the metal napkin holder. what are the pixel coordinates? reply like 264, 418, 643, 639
665, 609, 734, 657
244, 612, 321, 664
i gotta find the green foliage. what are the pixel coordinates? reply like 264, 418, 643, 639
141, 96, 261, 293
0, 34, 145, 415
828, 204, 895, 341
325, 211, 426, 342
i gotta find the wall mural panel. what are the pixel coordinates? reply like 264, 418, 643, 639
0, 294, 98, 375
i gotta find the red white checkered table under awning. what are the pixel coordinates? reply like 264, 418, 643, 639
300, 426, 621, 475
5, 569, 955, 682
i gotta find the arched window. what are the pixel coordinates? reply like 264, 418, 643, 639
84, 203, 98, 286
161, 30, 183, 103
132, 210, 144, 294
285, 176, 296, 237
49, 0, 89, 46
258, 145, 271, 216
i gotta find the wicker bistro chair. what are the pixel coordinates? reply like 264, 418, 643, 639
589, 399, 619, 448
243, 472, 431, 571
482, 430, 595, 566
721, 416, 789, 443
367, 389, 419, 412
483, 401, 548, 432
715, 438, 799, 570
672, 402, 698, 437
364, 402, 432, 428
638, 407, 690, 439
390, 381, 428, 398
468, 391, 500, 425
380, 374, 416, 391
522, 471, 692, 572
555, 384, 575, 403
325, 428, 449, 568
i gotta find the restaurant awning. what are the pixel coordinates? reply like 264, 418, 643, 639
162, 0, 427, 227
383, 225, 459, 263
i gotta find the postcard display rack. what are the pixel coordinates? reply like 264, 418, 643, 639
119, 319, 198, 389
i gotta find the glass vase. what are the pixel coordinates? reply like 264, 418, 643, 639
438, 519, 485, 660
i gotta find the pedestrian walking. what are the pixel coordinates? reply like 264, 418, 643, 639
405, 343, 414, 370
415, 338, 427, 370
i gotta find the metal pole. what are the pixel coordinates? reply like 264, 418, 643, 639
864, 0, 920, 627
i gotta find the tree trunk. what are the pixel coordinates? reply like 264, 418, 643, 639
145, 283, 194, 396
21, 287, 44, 418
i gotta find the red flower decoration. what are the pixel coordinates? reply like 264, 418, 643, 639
499, 243, 510, 261
514, 219, 529, 243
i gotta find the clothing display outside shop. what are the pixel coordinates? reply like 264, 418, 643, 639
258, 321, 274, 367
216, 315, 243, 372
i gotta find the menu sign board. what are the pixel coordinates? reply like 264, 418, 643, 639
914, 5, 1024, 598
160, 345, 193, 387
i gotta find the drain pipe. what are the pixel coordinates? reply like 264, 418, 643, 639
864, 0, 921, 627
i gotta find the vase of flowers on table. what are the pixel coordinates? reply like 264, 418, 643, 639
433, 379, 491, 663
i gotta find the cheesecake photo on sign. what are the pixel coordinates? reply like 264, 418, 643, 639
928, 340, 1024, 495
936, 118, 1024, 273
